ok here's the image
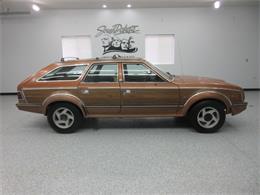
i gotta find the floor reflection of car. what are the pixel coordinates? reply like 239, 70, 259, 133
16, 56, 247, 133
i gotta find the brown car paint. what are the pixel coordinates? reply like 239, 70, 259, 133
16, 58, 247, 118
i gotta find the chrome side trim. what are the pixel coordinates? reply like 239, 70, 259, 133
122, 105, 180, 108
80, 87, 177, 90
179, 87, 242, 92
86, 87, 120, 90
23, 87, 178, 90
23, 87, 78, 90
121, 87, 178, 90
87, 114, 179, 118
84, 106, 120, 108
84, 105, 180, 108
23, 86, 178, 90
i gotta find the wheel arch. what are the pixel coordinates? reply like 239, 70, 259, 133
182, 91, 232, 116
42, 93, 86, 117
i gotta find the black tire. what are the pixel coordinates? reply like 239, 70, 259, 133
188, 100, 226, 133
47, 102, 83, 133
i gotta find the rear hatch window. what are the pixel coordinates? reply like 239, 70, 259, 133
39, 65, 86, 81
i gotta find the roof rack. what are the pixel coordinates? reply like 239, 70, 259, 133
61, 57, 79, 62
95, 55, 142, 60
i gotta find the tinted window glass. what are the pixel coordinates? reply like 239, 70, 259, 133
85, 64, 118, 82
123, 64, 165, 82
39, 65, 86, 81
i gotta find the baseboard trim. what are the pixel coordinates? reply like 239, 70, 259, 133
0, 88, 259, 95
243, 88, 260, 91
0, 92, 17, 95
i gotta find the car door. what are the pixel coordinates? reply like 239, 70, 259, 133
120, 62, 179, 116
78, 63, 120, 115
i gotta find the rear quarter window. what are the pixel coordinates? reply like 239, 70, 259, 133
38, 65, 86, 81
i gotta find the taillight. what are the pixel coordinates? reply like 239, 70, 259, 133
241, 91, 245, 102
17, 91, 23, 100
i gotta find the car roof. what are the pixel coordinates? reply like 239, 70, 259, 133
56, 56, 146, 66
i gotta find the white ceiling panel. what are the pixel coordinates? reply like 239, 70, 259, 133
1, 0, 259, 13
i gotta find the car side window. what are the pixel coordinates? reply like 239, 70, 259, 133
84, 64, 118, 82
123, 63, 165, 82
39, 65, 86, 81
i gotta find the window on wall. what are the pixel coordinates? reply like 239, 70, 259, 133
61, 36, 92, 59
145, 34, 175, 65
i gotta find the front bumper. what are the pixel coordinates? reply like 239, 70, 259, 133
231, 102, 248, 115
16, 103, 43, 114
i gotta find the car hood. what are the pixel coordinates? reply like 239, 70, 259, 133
174, 75, 225, 84
174, 75, 242, 90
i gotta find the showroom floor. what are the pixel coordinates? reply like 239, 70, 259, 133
0, 91, 259, 195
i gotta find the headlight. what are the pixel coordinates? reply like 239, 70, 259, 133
229, 91, 244, 103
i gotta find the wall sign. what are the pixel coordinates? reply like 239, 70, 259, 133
95, 24, 140, 55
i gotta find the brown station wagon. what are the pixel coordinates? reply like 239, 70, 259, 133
16, 56, 247, 133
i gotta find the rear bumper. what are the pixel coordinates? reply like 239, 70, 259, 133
231, 102, 248, 115
16, 103, 43, 114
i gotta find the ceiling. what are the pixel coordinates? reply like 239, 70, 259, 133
1, 0, 259, 13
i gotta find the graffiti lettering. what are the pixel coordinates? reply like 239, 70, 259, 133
96, 24, 140, 37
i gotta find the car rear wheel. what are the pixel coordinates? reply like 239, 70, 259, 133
47, 103, 83, 133
188, 100, 226, 133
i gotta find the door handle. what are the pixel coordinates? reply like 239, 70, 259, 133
123, 89, 131, 95
81, 89, 89, 94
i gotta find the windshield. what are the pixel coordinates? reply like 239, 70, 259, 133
145, 61, 174, 81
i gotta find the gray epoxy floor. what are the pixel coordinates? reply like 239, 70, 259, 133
0, 92, 259, 195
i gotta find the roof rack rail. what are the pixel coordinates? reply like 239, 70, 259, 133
95, 55, 141, 60
61, 57, 79, 62
95, 56, 112, 60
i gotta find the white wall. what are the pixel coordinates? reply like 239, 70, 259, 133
0, 16, 2, 195
0, 17, 2, 92
1, 6, 259, 92
258, 5, 260, 87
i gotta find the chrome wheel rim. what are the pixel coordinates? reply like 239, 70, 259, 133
197, 107, 220, 129
52, 107, 74, 129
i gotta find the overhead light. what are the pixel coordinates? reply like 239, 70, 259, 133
32, 4, 40, 12
127, 4, 132, 8
214, 1, 221, 9
102, 4, 107, 8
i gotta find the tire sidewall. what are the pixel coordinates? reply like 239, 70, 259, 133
47, 103, 83, 133
189, 100, 226, 133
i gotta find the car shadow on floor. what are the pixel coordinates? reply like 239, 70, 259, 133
24, 116, 195, 134
24, 116, 238, 134
80, 117, 192, 131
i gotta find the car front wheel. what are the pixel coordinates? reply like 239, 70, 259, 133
189, 100, 226, 133
47, 103, 83, 133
